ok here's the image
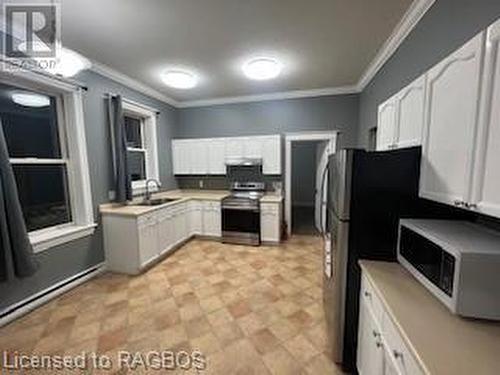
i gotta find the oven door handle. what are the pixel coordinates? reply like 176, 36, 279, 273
222, 206, 260, 212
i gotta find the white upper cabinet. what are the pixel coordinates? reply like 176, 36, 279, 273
420, 33, 485, 207
225, 137, 245, 159
172, 139, 192, 175
244, 137, 263, 158
207, 139, 226, 175
173, 134, 281, 176
190, 140, 208, 175
376, 74, 426, 151
471, 19, 500, 218
395, 74, 426, 149
261, 135, 282, 174
376, 97, 398, 151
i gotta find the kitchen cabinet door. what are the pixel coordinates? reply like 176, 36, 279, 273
225, 137, 245, 159
138, 214, 159, 267
157, 209, 174, 255
357, 298, 384, 375
377, 97, 398, 151
471, 19, 500, 218
189, 201, 203, 235
383, 346, 402, 375
208, 139, 226, 174
172, 140, 192, 175
420, 32, 485, 207
260, 203, 281, 242
395, 74, 426, 149
191, 140, 208, 175
262, 135, 281, 175
202, 201, 221, 237
245, 137, 263, 158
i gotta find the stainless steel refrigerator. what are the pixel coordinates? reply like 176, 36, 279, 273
320, 147, 468, 373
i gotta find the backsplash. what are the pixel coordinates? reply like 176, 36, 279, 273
176, 175, 282, 191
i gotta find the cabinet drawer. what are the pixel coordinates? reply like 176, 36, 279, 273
261, 203, 279, 213
360, 274, 385, 325
382, 313, 425, 375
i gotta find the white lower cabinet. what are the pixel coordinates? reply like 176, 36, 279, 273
157, 208, 174, 255
357, 298, 384, 375
202, 201, 221, 237
188, 200, 203, 235
137, 213, 159, 268
103, 199, 223, 275
358, 272, 424, 375
260, 202, 282, 243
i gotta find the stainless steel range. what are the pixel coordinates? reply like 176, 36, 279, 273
222, 182, 265, 246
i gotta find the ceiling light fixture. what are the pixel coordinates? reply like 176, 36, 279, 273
161, 70, 197, 89
11, 92, 51, 107
243, 57, 282, 80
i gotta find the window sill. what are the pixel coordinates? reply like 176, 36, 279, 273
30, 223, 97, 253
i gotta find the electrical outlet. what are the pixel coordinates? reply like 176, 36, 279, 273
199, 180, 204, 189
108, 190, 116, 200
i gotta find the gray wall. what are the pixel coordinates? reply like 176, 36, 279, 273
176, 94, 360, 148
292, 142, 318, 207
0, 70, 177, 311
358, 0, 500, 147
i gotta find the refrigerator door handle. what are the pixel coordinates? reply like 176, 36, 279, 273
319, 162, 329, 235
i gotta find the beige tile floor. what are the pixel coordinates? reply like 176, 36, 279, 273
0, 235, 345, 374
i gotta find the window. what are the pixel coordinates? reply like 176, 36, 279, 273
122, 100, 159, 194
0, 72, 95, 252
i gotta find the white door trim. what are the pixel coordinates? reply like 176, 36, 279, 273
285, 131, 339, 236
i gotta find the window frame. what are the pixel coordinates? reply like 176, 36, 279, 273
121, 99, 159, 195
0, 70, 96, 253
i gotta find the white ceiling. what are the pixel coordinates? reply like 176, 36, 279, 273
60, 0, 413, 103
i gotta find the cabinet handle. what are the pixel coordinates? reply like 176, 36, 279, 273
464, 202, 477, 209
376, 341, 383, 349
364, 290, 372, 298
393, 350, 404, 360
372, 330, 380, 338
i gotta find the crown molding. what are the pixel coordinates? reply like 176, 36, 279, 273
178, 85, 359, 108
90, 61, 180, 107
356, 0, 436, 91
85, 0, 434, 108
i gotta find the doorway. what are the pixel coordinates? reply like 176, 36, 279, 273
291, 141, 322, 234
285, 132, 338, 237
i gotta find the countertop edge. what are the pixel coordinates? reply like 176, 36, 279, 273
99, 189, 283, 217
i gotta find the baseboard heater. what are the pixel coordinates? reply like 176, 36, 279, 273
0, 262, 105, 327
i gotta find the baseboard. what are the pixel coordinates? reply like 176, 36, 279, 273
0, 262, 107, 327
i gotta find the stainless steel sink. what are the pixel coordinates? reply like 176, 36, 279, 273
133, 198, 179, 206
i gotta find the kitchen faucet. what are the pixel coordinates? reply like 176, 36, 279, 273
144, 179, 161, 201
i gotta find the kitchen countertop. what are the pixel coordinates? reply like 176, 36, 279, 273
99, 189, 282, 217
359, 260, 500, 375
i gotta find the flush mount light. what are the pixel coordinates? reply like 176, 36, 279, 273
11, 92, 50, 107
161, 70, 197, 89
243, 57, 282, 80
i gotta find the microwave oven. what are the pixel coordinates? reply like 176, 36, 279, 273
397, 219, 500, 320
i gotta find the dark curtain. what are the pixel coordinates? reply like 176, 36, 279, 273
107, 95, 132, 202
0, 120, 39, 281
